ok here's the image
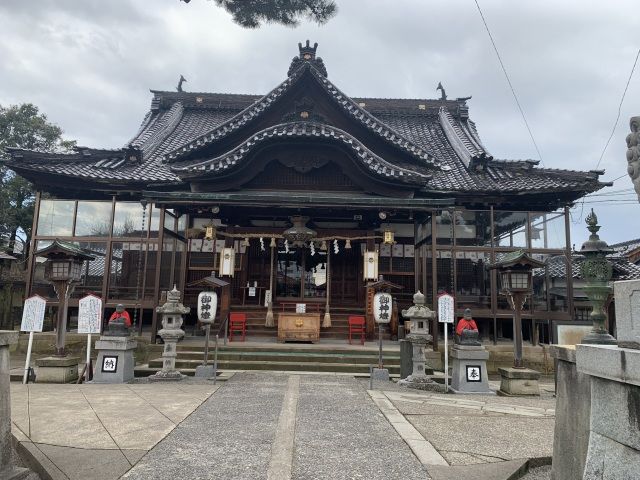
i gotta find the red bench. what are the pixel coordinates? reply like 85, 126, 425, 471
348, 315, 366, 345
229, 313, 247, 342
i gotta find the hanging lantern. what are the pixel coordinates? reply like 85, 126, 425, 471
218, 247, 236, 277
345, 239, 352, 249
283, 216, 316, 247
363, 250, 379, 280
383, 229, 395, 245
204, 224, 216, 241
270, 237, 277, 248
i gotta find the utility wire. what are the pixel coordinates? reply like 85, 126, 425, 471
595, 47, 640, 170
474, 0, 543, 165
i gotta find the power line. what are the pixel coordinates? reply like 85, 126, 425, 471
595, 47, 640, 170
473, 0, 544, 165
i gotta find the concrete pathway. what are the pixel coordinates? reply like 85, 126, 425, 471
10, 383, 218, 479
10, 373, 556, 479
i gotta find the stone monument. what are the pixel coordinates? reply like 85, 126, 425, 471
450, 318, 494, 395
1, 331, 33, 479
91, 318, 137, 384
149, 286, 189, 382
398, 291, 441, 391
626, 116, 640, 201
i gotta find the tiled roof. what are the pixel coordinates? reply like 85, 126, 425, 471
3, 48, 608, 199
536, 254, 640, 281
172, 121, 430, 184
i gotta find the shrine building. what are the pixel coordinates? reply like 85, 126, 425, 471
4, 41, 609, 345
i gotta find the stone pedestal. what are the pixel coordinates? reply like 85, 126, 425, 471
91, 336, 137, 384
399, 339, 413, 379
194, 365, 215, 378
450, 345, 494, 395
497, 367, 540, 396
399, 336, 441, 392
35, 355, 79, 383
371, 367, 389, 382
576, 344, 640, 478
1, 331, 32, 479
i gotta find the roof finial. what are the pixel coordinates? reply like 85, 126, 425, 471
436, 82, 447, 101
176, 75, 187, 92
288, 40, 327, 77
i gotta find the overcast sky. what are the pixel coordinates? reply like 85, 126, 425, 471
1, 0, 638, 246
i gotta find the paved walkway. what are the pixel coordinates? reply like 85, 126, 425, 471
10, 382, 218, 479
10, 373, 556, 479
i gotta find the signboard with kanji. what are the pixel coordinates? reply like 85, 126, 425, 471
102, 356, 118, 373
197, 291, 217, 324
466, 365, 482, 382
373, 292, 392, 323
438, 293, 455, 324
78, 294, 102, 334
20, 295, 46, 332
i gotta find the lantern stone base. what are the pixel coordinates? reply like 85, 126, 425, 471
497, 367, 540, 396
35, 356, 79, 383
148, 370, 185, 382
91, 336, 137, 384
398, 374, 445, 392
371, 368, 389, 383
450, 346, 494, 395
195, 364, 215, 378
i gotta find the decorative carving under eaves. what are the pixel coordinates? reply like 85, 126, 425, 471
278, 153, 329, 174
626, 116, 640, 201
281, 96, 327, 124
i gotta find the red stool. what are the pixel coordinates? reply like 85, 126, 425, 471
348, 315, 366, 345
229, 313, 247, 342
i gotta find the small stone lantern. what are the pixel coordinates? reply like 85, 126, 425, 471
398, 291, 439, 391
150, 286, 190, 381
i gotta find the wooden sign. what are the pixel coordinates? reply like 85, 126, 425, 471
219, 248, 236, 276
78, 294, 102, 334
296, 303, 306, 313
20, 295, 46, 332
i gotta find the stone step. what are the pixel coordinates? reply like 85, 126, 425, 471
166, 350, 401, 364
145, 359, 401, 374
171, 344, 400, 356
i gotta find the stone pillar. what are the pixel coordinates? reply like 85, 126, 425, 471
626, 116, 640, 201
549, 345, 591, 480
1, 331, 31, 479
149, 287, 190, 382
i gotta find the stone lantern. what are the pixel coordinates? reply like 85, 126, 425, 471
150, 286, 190, 381
491, 250, 544, 396
36, 240, 94, 357
398, 291, 439, 391
579, 209, 616, 345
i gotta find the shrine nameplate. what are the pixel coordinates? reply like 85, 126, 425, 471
277, 312, 320, 343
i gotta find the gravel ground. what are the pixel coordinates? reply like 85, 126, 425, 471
519, 465, 551, 479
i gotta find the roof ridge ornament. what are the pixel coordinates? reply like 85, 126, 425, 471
436, 82, 447, 101
176, 75, 187, 92
288, 40, 327, 77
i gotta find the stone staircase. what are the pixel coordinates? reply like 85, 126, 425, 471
136, 343, 401, 377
